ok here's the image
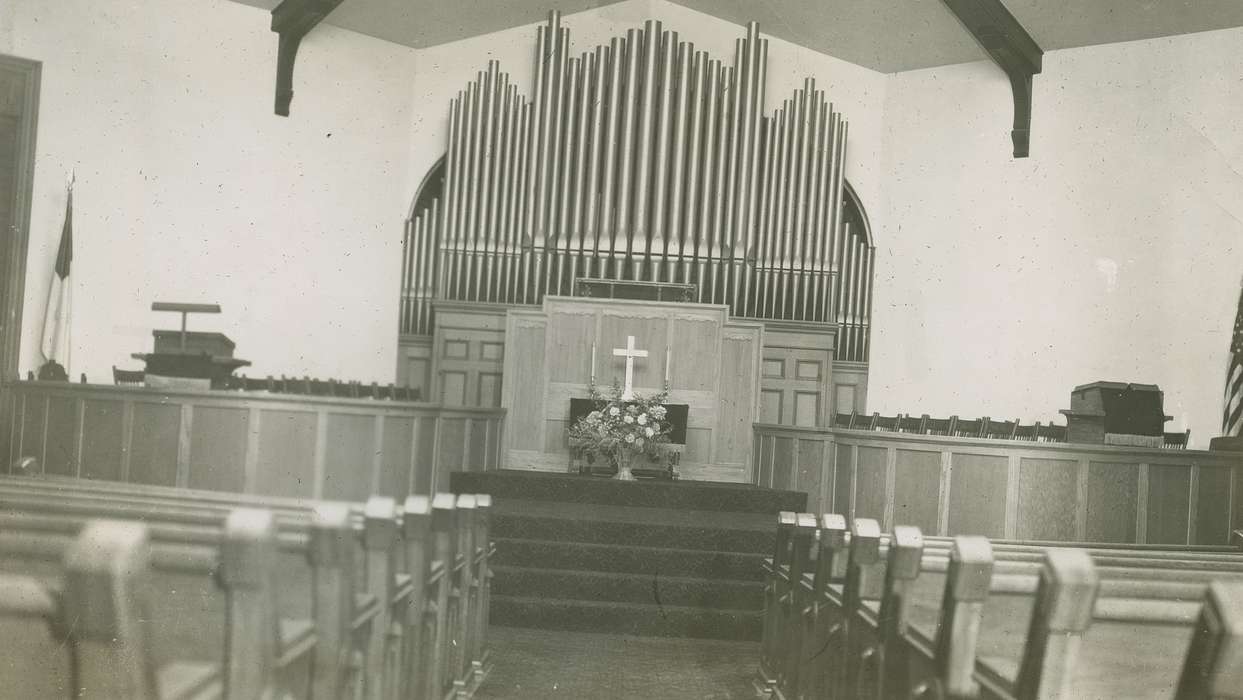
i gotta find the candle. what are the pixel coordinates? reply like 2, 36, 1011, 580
665, 346, 671, 385
590, 343, 597, 384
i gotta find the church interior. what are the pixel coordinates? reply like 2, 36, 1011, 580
1, 0, 1242, 697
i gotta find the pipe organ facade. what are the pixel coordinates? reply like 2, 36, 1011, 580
398, 12, 873, 438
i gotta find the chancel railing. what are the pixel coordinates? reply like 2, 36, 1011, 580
399, 11, 874, 363
752, 422, 1242, 545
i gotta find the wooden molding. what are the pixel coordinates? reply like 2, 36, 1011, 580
0, 55, 39, 389
270, 0, 344, 116
940, 0, 1043, 157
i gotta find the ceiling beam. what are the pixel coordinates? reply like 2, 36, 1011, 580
270, 0, 345, 116
940, 0, 1043, 157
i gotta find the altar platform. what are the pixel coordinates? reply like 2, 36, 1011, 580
450, 470, 806, 640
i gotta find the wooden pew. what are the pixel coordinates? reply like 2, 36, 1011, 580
0, 512, 290, 698
0, 476, 495, 699
756, 511, 798, 695
756, 512, 1243, 699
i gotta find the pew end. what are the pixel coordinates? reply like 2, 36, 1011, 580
1176, 580, 1243, 699
1014, 548, 1100, 700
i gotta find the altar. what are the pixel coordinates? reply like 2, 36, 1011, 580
501, 296, 764, 482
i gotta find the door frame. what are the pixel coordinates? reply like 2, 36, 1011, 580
0, 54, 41, 466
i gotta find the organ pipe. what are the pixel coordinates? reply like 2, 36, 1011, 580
666, 41, 691, 281
399, 11, 873, 361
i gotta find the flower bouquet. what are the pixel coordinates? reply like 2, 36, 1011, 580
567, 380, 675, 480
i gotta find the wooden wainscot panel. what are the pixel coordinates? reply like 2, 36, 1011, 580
670, 318, 720, 391
597, 313, 669, 392
833, 443, 853, 515
502, 313, 547, 454
254, 409, 317, 498
436, 416, 466, 490
1086, 461, 1139, 543
948, 453, 1007, 538
380, 415, 415, 497
756, 433, 774, 488
128, 402, 182, 487
1147, 464, 1192, 545
411, 415, 438, 494
81, 398, 125, 482
796, 438, 826, 513
1195, 464, 1231, 545
770, 436, 795, 491
716, 331, 761, 470
546, 311, 596, 383
542, 419, 567, 455
18, 392, 47, 468
188, 406, 249, 493
464, 416, 493, 471
1016, 457, 1078, 541
683, 427, 713, 464
894, 449, 940, 535
854, 446, 886, 522
43, 395, 79, 477
322, 412, 375, 502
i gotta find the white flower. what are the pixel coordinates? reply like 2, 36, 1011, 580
637, 414, 647, 425
645, 427, 654, 437
609, 407, 619, 417
623, 415, 634, 424
624, 434, 635, 443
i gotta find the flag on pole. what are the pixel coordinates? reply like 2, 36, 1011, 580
1225, 276, 1243, 437
40, 180, 73, 367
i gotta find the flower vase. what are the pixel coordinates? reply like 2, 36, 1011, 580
615, 453, 635, 481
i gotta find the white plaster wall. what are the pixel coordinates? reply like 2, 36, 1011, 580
873, 28, 1243, 445
7, 0, 419, 385
7, 0, 1238, 445
406, 0, 888, 239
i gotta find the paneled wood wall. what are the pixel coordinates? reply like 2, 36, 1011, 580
754, 423, 1243, 545
502, 296, 762, 481
5, 381, 504, 499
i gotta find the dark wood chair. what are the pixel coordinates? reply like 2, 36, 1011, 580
112, 366, 145, 386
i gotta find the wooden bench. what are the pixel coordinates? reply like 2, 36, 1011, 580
0, 475, 494, 699
756, 511, 1243, 699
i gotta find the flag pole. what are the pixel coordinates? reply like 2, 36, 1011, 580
67, 170, 74, 379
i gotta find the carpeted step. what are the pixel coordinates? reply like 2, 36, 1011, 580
491, 511, 774, 553
451, 470, 806, 513
490, 595, 762, 640
492, 565, 764, 610
494, 538, 765, 580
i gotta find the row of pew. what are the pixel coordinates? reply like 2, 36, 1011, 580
0, 474, 491, 699
756, 512, 1243, 699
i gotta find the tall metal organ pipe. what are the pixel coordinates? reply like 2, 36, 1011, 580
399, 12, 872, 363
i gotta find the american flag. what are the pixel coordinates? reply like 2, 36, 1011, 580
1226, 277, 1243, 437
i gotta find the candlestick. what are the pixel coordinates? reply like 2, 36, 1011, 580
665, 346, 671, 385
590, 342, 597, 384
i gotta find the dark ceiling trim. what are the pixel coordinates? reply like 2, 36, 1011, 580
940, 0, 1043, 158
270, 0, 345, 116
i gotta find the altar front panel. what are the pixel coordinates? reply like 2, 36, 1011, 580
502, 297, 762, 482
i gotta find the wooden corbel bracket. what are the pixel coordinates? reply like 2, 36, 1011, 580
271, 0, 345, 116
941, 0, 1043, 157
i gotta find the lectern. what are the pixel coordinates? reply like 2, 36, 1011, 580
131, 302, 250, 389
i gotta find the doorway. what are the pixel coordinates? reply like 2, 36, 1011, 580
0, 55, 40, 462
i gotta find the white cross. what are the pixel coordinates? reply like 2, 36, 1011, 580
612, 335, 648, 400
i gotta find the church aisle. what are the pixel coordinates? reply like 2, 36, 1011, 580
476, 626, 759, 699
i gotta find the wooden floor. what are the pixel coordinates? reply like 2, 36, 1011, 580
477, 626, 760, 699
